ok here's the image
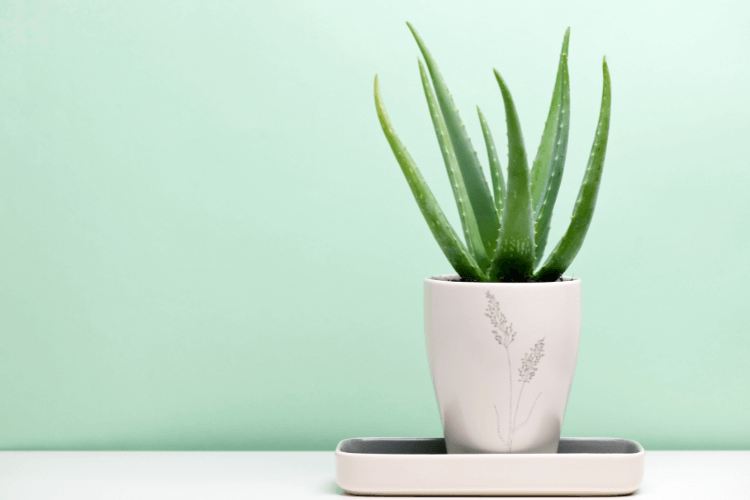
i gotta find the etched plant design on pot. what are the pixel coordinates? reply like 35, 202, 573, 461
485, 291, 545, 452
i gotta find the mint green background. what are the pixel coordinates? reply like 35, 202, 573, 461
1, 0, 749, 451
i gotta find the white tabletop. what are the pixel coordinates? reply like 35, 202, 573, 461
0, 450, 748, 499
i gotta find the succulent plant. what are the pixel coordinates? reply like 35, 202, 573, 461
374, 23, 611, 282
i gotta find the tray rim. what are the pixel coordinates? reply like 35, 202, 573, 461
336, 436, 645, 458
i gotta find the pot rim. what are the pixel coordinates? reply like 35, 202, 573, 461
425, 274, 580, 286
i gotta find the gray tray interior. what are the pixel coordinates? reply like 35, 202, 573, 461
338, 438, 641, 455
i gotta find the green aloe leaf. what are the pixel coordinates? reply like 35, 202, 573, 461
534, 220, 552, 269
374, 76, 487, 281
533, 32, 571, 266
419, 60, 490, 271
489, 70, 535, 281
477, 107, 506, 216
529, 29, 570, 212
407, 23, 500, 258
535, 58, 612, 282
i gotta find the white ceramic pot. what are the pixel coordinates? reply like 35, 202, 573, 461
425, 275, 581, 454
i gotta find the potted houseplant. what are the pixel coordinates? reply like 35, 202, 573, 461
374, 24, 611, 454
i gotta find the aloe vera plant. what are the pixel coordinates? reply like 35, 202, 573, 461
374, 24, 611, 282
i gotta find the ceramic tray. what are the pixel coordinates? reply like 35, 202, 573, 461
335, 437, 644, 496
